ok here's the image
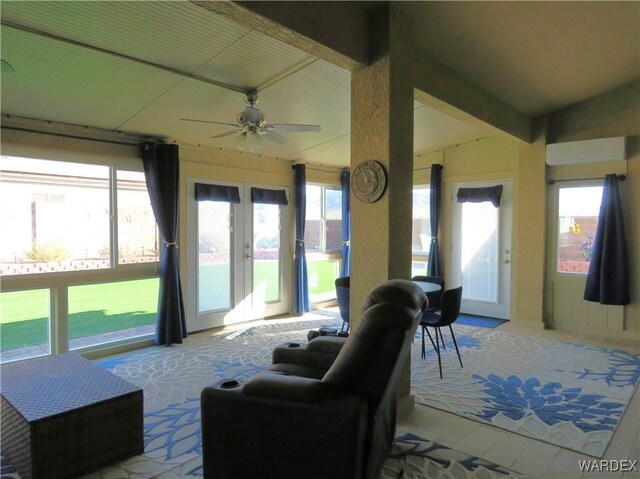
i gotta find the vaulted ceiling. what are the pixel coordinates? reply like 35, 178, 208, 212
1, 1, 638, 167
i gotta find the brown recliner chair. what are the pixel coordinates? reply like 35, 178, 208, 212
200, 279, 426, 479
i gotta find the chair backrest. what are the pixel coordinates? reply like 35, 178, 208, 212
411, 275, 445, 311
439, 286, 463, 326
335, 276, 350, 324
322, 279, 426, 479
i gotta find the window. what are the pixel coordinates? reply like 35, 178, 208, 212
305, 185, 342, 303
557, 186, 603, 274
412, 186, 431, 272
0, 155, 159, 362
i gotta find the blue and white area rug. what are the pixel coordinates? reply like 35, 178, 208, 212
75, 311, 520, 479
410, 324, 640, 457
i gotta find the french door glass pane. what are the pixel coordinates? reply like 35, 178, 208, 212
0, 289, 50, 362
198, 201, 231, 313
253, 203, 281, 303
557, 186, 602, 274
461, 202, 498, 302
68, 279, 158, 349
117, 170, 158, 265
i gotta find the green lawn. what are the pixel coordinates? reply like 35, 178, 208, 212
1, 260, 339, 352
0, 278, 159, 351
307, 260, 339, 296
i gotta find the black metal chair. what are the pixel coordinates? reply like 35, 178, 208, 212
335, 276, 350, 332
411, 275, 444, 312
420, 286, 463, 378
411, 275, 445, 345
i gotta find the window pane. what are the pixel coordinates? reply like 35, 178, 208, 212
0, 156, 110, 275
308, 255, 340, 303
0, 289, 50, 362
68, 279, 158, 350
558, 186, 602, 274
411, 261, 427, 278
117, 170, 158, 265
304, 186, 322, 252
412, 187, 431, 254
253, 203, 281, 303
198, 201, 232, 313
325, 189, 343, 251
461, 202, 498, 302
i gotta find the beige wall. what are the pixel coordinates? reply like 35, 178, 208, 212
545, 81, 640, 339
413, 83, 639, 340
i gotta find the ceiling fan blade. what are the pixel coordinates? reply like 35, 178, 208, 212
234, 133, 247, 151
267, 124, 321, 132
180, 118, 239, 127
262, 130, 289, 145
211, 130, 242, 139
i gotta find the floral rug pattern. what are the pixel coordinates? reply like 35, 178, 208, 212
410, 324, 640, 457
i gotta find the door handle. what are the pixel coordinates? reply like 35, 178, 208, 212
503, 259, 510, 264
245, 254, 252, 259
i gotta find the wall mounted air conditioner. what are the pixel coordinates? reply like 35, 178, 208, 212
546, 137, 626, 166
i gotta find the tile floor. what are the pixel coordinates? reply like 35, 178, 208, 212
398, 322, 640, 478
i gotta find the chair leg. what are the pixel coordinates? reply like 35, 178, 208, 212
434, 327, 442, 379
438, 327, 446, 350
341, 321, 346, 332
421, 326, 426, 359
425, 327, 437, 352
449, 325, 463, 368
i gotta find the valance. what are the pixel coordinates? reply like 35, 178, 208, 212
195, 183, 241, 204
251, 187, 288, 205
456, 185, 503, 207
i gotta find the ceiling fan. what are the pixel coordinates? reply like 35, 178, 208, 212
181, 91, 321, 153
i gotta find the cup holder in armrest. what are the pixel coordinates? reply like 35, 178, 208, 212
219, 379, 241, 389
286, 342, 302, 348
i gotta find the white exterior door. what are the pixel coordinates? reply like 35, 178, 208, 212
187, 179, 290, 332
451, 180, 512, 319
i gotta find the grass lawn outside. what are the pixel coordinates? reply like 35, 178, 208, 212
1, 259, 339, 353
0, 278, 159, 351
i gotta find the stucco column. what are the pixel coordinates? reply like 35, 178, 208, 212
515, 118, 548, 329
350, 6, 414, 398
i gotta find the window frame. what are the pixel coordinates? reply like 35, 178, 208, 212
411, 184, 431, 267
554, 180, 603, 277
0, 152, 159, 361
306, 183, 343, 255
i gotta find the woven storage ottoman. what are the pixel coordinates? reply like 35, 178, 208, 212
0, 352, 143, 479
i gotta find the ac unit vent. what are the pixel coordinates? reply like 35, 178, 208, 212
546, 137, 626, 166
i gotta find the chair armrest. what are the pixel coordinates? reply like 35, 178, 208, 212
272, 336, 346, 371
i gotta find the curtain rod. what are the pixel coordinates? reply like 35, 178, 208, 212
291, 165, 346, 174
547, 175, 626, 185
1, 125, 141, 147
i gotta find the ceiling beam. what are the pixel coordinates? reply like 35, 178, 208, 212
413, 51, 533, 144
190, 1, 370, 71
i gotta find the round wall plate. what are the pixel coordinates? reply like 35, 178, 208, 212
351, 161, 387, 203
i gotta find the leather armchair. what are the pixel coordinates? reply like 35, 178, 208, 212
200, 279, 426, 479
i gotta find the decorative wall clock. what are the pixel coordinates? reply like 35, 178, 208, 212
351, 161, 387, 203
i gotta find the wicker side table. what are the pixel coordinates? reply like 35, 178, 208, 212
0, 352, 143, 479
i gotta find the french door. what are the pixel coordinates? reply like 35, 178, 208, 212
451, 180, 512, 319
187, 179, 290, 332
